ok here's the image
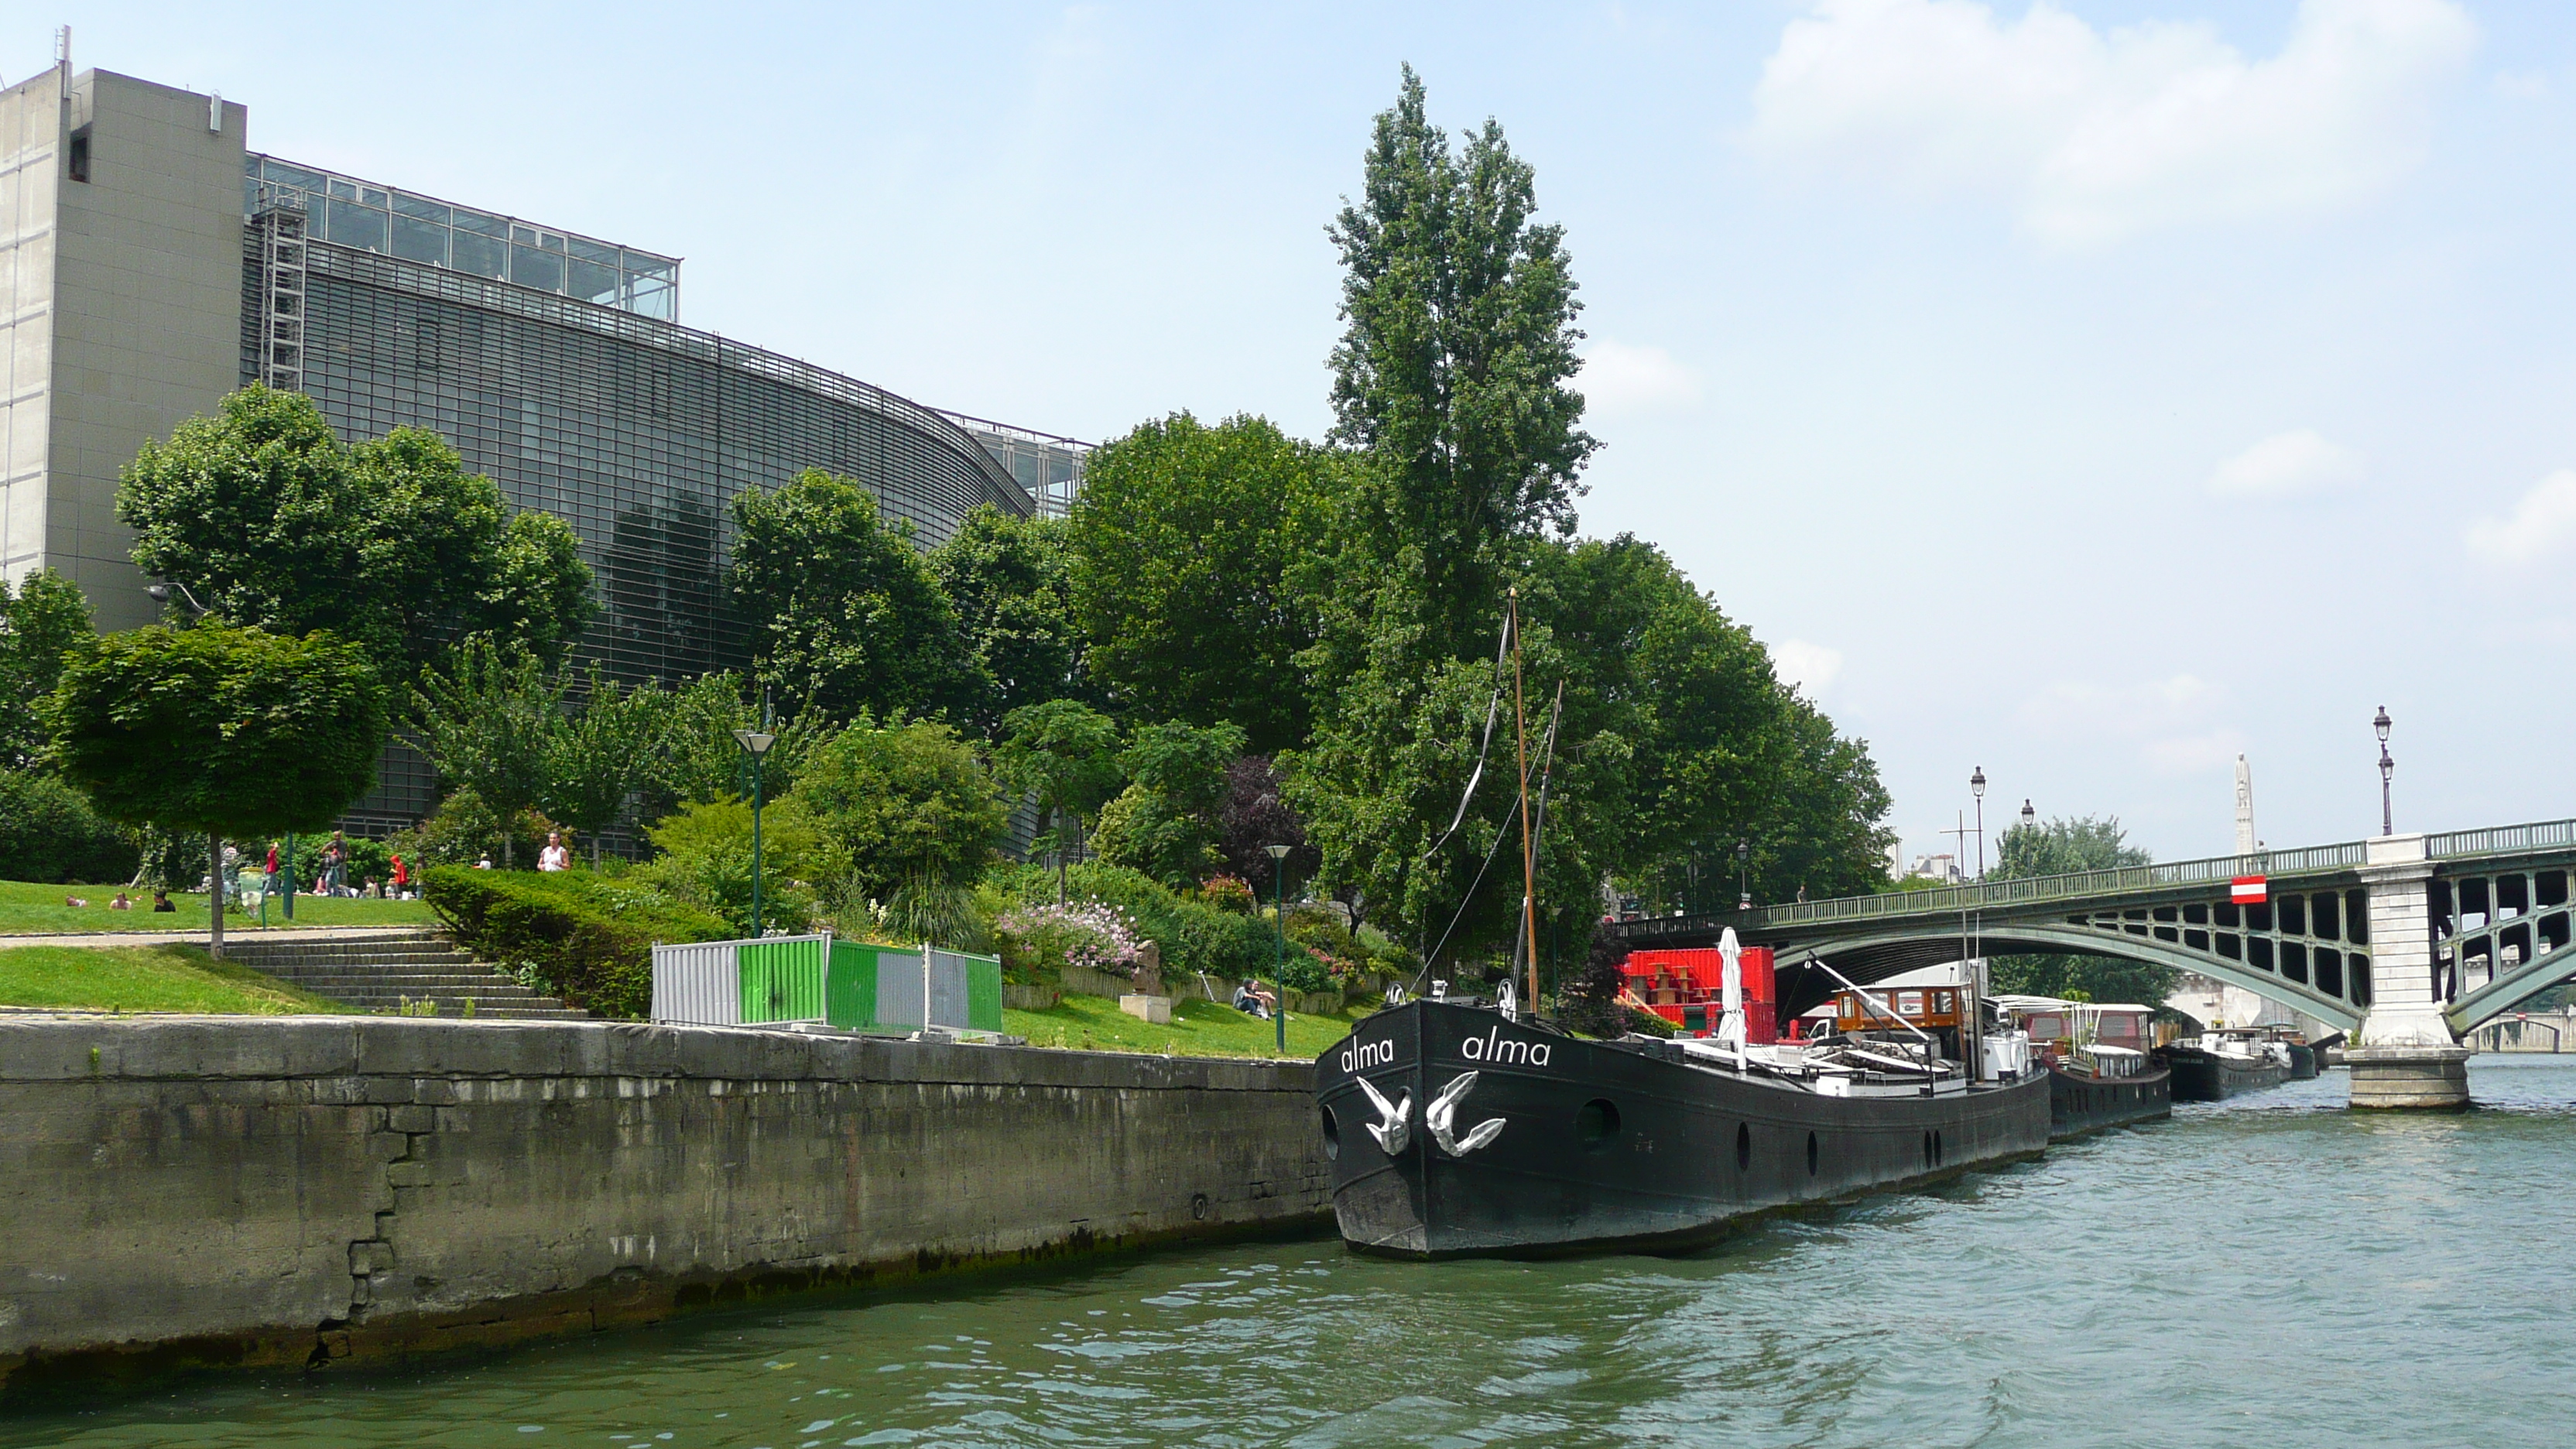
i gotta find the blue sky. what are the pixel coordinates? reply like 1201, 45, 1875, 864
24, 0, 2576, 868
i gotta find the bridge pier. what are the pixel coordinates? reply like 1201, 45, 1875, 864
2349, 835, 2473, 1111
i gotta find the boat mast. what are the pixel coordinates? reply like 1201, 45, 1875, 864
1509, 587, 1540, 1009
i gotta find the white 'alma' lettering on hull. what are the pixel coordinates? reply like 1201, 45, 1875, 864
1339, 1037, 1395, 1073
1458, 1026, 1550, 1067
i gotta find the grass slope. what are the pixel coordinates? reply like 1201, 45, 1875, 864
1004, 991, 1363, 1060
0, 879, 434, 936
0, 944, 343, 1014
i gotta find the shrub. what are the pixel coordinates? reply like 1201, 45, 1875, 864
423, 864, 729, 1018
632, 796, 828, 937
1197, 875, 1256, 915
992, 858, 1332, 992
0, 769, 139, 883
992, 899, 1143, 982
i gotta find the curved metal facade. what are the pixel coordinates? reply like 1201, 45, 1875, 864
250, 229, 1034, 828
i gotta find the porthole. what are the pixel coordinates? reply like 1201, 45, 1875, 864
1320, 1105, 1341, 1160
1735, 1122, 1752, 1171
1577, 1098, 1622, 1151
1807, 1131, 1819, 1177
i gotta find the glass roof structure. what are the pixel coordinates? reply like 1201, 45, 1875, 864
244, 154, 680, 320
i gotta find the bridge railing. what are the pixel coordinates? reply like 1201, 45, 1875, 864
2427, 818, 2576, 860
1750, 840, 2372, 929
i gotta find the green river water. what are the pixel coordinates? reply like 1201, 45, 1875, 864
10, 1058, 2576, 1448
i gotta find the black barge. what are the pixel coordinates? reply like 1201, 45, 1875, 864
1314, 997, 2052, 1259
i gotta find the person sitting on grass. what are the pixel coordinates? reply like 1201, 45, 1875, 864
108, 892, 133, 910
1233, 980, 1276, 1019
151, 890, 176, 913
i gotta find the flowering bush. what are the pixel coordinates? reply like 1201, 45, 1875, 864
1197, 875, 1257, 916
995, 899, 1146, 980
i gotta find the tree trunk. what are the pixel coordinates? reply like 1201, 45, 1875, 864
207, 831, 225, 961
502, 835, 515, 870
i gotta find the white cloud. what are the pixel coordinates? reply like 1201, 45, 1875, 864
2465, 469, 2576, 566
2206, 429, 2365, 498
1773, 639, 1844, 696
2019, 674, 2241, 776
1745, 0, 2478, 245
1580, 341, 1701, 416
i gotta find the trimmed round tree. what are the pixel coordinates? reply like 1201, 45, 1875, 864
46, 623, 387, 955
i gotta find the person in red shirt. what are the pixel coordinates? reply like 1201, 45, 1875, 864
390, 853, 409, 896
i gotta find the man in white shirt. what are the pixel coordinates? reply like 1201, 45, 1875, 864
538, 831, 571, 872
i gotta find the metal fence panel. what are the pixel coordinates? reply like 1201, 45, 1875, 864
874, 951, 927, 1028
827, 941, 882, 1029
652, 941, 742, 1026
738, 934, 831, 1023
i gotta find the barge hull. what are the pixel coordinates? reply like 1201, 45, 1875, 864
1314, 1001, 2052, 1259
2047, 1064, 2172, 1139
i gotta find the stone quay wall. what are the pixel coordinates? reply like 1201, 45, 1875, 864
0, 1016, 1329, 1389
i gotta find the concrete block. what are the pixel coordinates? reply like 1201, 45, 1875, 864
1118, 995, 1173, 1025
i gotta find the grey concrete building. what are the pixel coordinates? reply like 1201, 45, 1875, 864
0, 56, 1090, 828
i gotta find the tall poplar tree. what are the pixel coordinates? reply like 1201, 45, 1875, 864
1289, 66, 1597, 945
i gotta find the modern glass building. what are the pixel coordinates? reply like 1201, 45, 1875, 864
1, 60, 1091, 832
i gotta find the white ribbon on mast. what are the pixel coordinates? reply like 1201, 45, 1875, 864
1421, 613, 1515, 861
1715, 926, 1748, 1050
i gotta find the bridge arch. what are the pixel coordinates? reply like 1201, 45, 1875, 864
1769, 923, 2364, 1035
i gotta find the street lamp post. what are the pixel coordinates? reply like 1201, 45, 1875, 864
1265, 844, 1292, 1055
2374, 706, 2394, 837
1735, 838, 1751, 913
1966, 766, 1988, 1084
2020, 799, 2035, 830
146, 581, 234, 958
733, 728, 777, 937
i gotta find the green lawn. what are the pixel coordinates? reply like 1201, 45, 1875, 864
0, 944, 344, 1014
1004, 991, 1367, 1060
0, 878, 435, 937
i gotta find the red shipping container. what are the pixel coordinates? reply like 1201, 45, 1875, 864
1622, 947, 1776, 1043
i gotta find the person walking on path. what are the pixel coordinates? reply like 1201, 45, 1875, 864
537, 831, 571, 872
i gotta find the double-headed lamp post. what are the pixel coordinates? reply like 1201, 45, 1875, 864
1264, 844, 1292, 1054
146, 581, 238, 954
2375, 706, 2394, 836
733, 728, 776, 937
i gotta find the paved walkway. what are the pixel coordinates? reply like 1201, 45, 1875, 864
0, 926, 431, 949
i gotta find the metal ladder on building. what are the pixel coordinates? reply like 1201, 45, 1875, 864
252, 196, 307, 392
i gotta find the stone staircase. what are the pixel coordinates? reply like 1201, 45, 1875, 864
222, 929, 593, 1021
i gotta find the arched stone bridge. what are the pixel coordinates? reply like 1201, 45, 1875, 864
1613, 820, 2576, 1050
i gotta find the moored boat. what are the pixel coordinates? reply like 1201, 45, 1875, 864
1994, 996, 2174, 1138
1314, 978, 2052, 1259
2156, 1026, 2290, 1101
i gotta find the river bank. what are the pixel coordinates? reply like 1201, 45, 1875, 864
0, 1015, 1327, 1395
15, 1060, 2576, 1447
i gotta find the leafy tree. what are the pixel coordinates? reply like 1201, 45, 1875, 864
0, 569, 96, 769
636, 796, 831, 935
408, 638, 564, 868
1321, 65, 1594, 668
1217, 755, 1316, 901
992, 698, 1123, 900
45, 622, 385, 951
1293, 68, 1598, 954
540, 665, 666, 864
481, 510, 598, 669
1091, 720, 1246, 889
1989, 814, 2174, 1005
117, 387, 593, 682
729, 469, 971, 725
929, 505, 1092, 738
0, 769, 139, 883
1067, 413, 1337, 751
789, 715, 1006, 910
